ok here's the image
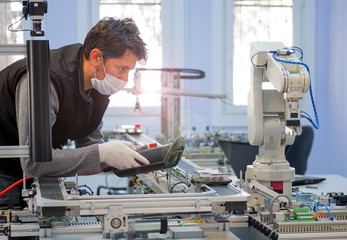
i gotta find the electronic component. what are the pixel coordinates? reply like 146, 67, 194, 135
22, 0, 48, 36
169, 226, 203, 239
330, 192, 347, 206
285, 207, 315, 222
193, 167, 232, 185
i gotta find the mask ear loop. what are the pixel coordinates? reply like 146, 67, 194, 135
100, 55, 107, 76
93, 67, 97, 78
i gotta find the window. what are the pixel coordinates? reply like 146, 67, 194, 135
232, 0, 293, 105
0, 0, 25, 70
99, 0, 162, 108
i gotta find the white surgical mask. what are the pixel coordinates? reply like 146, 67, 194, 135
91, 56, 127, 95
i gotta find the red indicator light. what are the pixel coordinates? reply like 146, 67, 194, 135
149, 143, 157, 148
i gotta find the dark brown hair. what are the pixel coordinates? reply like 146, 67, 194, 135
83, 17, 147, 62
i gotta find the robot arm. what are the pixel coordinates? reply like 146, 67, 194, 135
265, 48, 310, 127
246, 42, 319, 199
248, 42, 310, 146
246, 42, 312, 197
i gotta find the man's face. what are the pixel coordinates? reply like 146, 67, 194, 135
100, 49, 137, 82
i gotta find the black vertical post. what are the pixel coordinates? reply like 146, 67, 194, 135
27, 40, 52, 162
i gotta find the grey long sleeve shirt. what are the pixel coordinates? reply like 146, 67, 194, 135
15, 75, 103, 178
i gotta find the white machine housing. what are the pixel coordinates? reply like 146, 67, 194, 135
246, 42, 310, 197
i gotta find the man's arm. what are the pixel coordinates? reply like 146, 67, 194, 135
16, 75, 102, 177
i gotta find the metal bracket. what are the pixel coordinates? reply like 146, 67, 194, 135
103, 206, 128, 237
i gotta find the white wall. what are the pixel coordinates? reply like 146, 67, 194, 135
44, 0, 78, 48
307, 0, 347, 177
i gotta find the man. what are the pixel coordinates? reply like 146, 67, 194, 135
0, 17, 150, 208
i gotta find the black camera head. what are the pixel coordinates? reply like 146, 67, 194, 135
22, 0, 48, 37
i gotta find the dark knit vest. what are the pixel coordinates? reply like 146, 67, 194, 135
0, 43, 109, 179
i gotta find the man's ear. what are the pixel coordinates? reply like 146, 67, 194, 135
89, 48, 102, 67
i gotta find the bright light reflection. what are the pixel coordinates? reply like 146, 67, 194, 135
100, 1, 162, 108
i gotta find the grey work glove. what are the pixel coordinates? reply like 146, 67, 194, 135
98, 140, 150, 169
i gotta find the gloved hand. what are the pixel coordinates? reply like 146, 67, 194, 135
98, 140, 150, 170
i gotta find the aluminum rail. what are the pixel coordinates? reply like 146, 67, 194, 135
124, 88, 228, 100
0, 145, 30, 158
0, 44, 26, 55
